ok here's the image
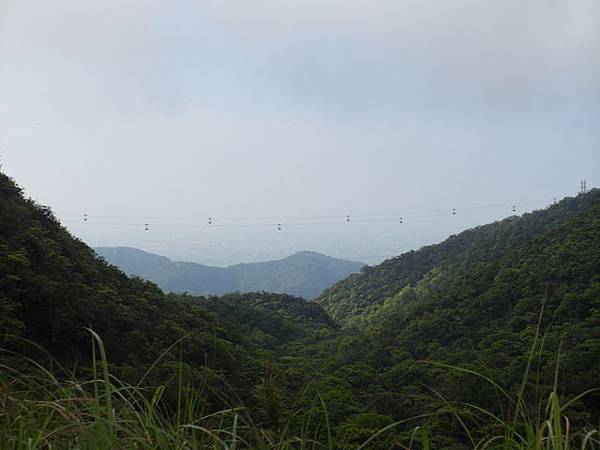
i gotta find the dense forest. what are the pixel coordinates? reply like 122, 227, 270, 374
1, 169, 599, 449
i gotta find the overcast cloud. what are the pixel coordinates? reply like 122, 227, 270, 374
1, 0, 599, 263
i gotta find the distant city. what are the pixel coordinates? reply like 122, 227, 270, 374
62, 207, 537, 266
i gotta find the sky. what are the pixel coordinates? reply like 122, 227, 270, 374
1, 0, 599, 265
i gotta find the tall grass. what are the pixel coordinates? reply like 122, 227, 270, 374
0, 332, 336, 450
410, 301, 600, 450
1, 329, 598, 449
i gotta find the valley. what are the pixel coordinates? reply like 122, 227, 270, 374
2, 170, 599, 448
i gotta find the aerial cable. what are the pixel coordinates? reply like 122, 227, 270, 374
59, 199, 549, 224
60, 199, 558, 231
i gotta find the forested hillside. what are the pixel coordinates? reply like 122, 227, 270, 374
96, 246, 364, 298
0, 171, 329, 408
2, 169, 599, 449
309, 196, 600, 444
318, 190, 600, 325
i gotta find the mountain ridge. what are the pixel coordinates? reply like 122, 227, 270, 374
95, 246, 365, 299
307, 190, 600, 430
3, 167, 600, 447
317, 189, 600, 325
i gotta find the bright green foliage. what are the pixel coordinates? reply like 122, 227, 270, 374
1, 169, 600, 449
309, 189, 600, 447
0, 172, 267, 408
317, 190, 600, 326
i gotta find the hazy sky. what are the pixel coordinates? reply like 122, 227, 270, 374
1, 0, 599, 264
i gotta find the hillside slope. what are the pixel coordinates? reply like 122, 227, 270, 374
95, 247, 237, 296
317, 190, 600, 325
96, 247, 364, 298
2, 168, 599, 448
0, 171, 333, 403
307, 191, 600, 435
0, 172, 253, 383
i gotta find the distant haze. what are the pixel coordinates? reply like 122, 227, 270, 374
95, 247, 365, 298
1, 0, 599, 264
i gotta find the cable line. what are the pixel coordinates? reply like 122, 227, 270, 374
59, 198, 555, 231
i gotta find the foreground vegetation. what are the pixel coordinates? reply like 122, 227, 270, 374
2, 330, 599, 449
1, 170, 599, 448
